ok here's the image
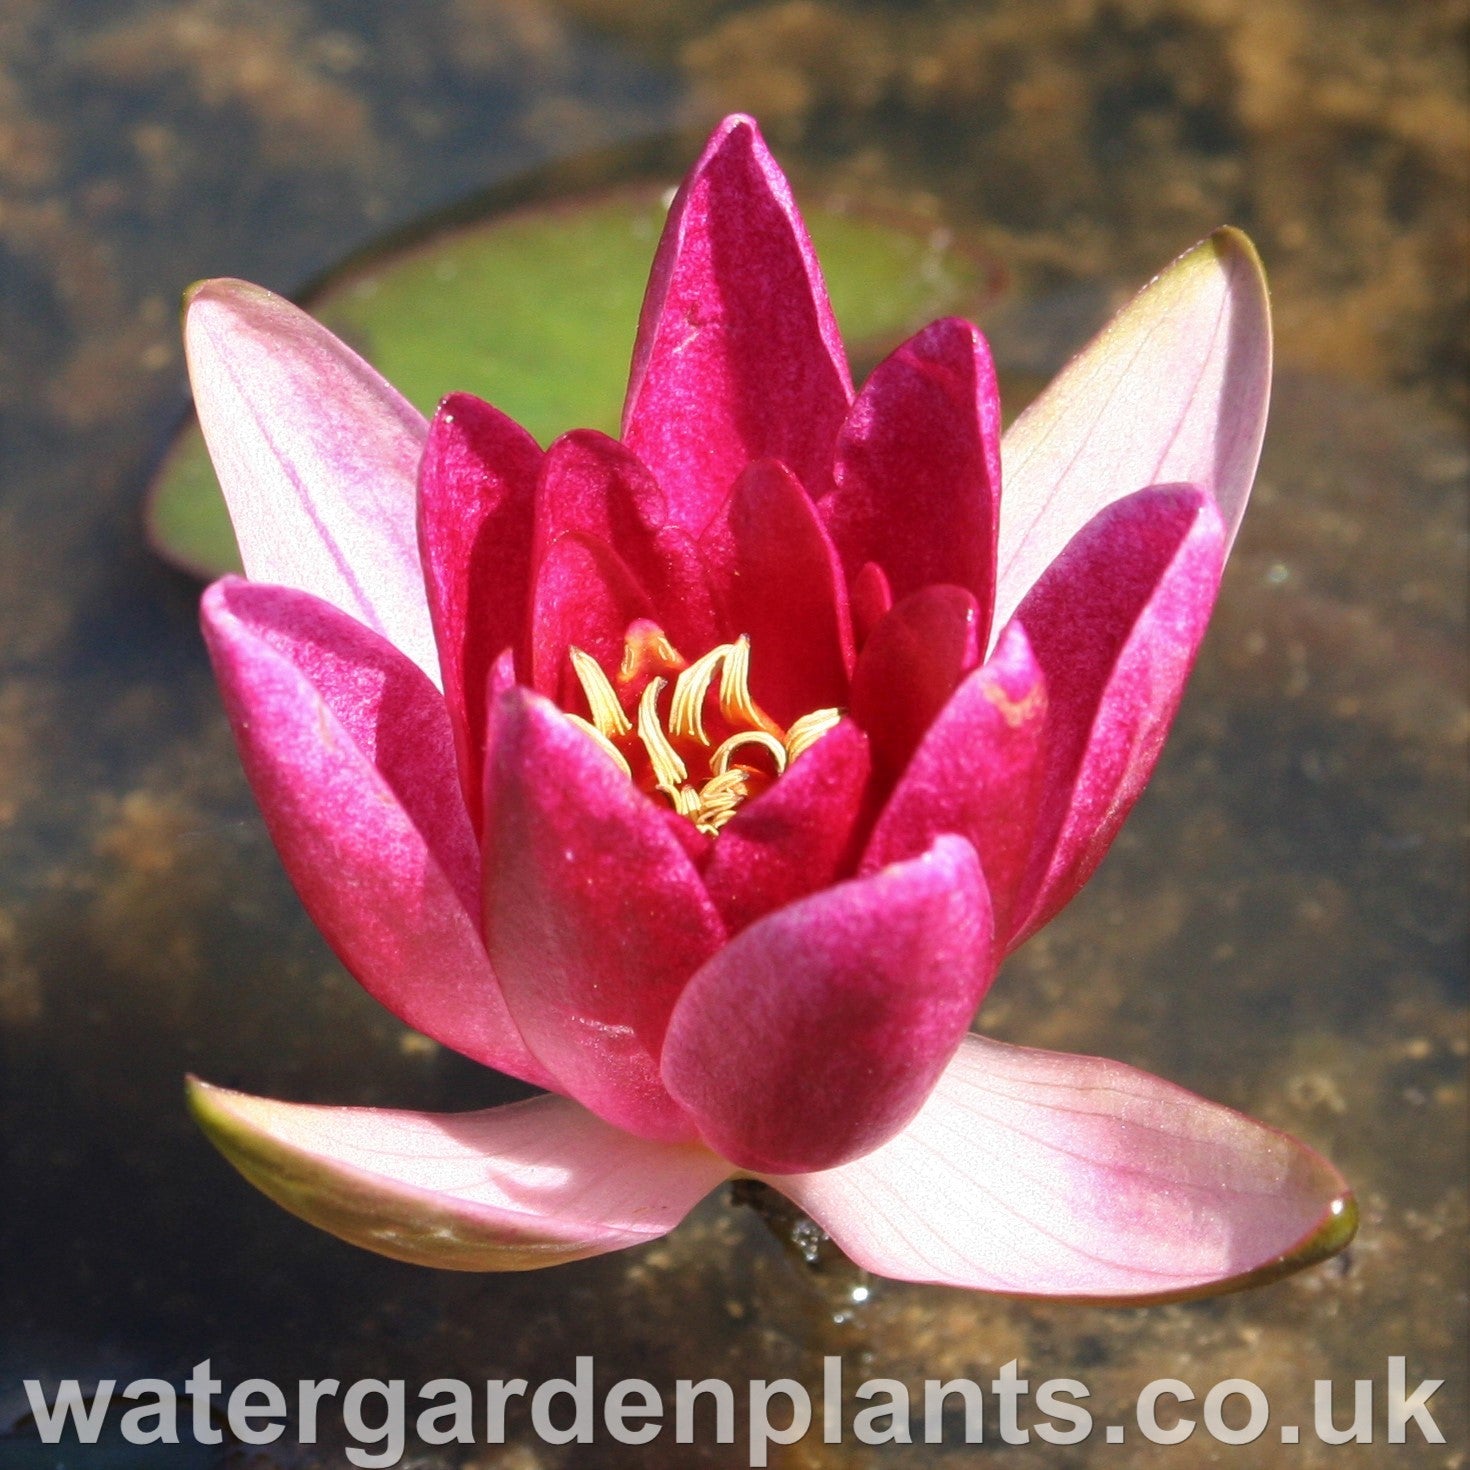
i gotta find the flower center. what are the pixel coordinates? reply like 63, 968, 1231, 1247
563, 629, 841, 835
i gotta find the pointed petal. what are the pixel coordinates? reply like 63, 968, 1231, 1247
418, 392, 542, 825
995, 229, 1271, 632
189, 1079, 732, 1270
200, 579, 549, 1086
825, 318, 1002, 623
701, 718, 871, 934
770, 1033, 1357, 1301
535, 430, 719, 657
184, 279, 437, 679
1011, 485, 1225, 942
863, 622, 1048, 947
622, 115, 852, 530
662, 837, 993, 1174
699, 459, 853, 723
848, 584, 983, 785
481, 688, 726, 1142
529, 532, 656, 703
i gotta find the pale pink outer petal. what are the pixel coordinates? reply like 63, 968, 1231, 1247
622, 115, 853, 530
993, 229, 1271, 635
185, 279, 438, 681
201, 579, 551, 1088
662, 836, 994, 1175
769, 1033, 1357, 1301
188, 1079, 732, 1270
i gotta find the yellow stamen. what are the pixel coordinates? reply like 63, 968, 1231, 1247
784, 706, 843, 762
717, 636, 782, 737
637, 677, 688, 794
562, 632, 841, 837
669, 645, 728, 744
710, 729, 788, 779
563, 714, 633, 778
692, 769, 749, 834
569, 648, 632, 739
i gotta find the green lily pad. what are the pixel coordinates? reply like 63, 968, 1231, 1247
147, 187, 997, 577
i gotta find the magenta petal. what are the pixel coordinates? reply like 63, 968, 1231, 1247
622, 115, 852, 531
200, 579, 549, 1086
848, 584, 983, 783
418, 392, 542, 825
701, 718, 871, 934
535, 430, 718, 657
849, 560, 893, 649
481, 688, 726, 1143
184, 279, 437, 680
189, 1079, 732, 1270
662, 837, 993, 1174
864, 622, 1048, 947
1011, 484, 1226, 942
770, 1034, 1357, 1300
995, 229, 1270, 632
529, 532, 656, 703
699, 459, 853, 722
825, 317, 1002, 623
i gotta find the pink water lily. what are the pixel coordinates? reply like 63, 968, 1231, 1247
185, 116, 1354, 1299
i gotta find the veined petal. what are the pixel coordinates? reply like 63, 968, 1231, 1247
418, 392, 542, 827
662, 837, 993, 1174
863, 622, 1048, 947
699, 459, 853, 724
994, 229, 1270, 634
825, 317, 1002, 625
701, 718, 871, 934
189, 1079, 732, 1270
622, 115, 852, 531
200, 579, 549, 1087
769, 1033, 1356, 1301
184, 279, 437, 681
481, 688, 725, 1143
1010, 484, 1225, 944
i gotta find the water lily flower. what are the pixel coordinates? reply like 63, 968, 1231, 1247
184, 115, 1354, 1300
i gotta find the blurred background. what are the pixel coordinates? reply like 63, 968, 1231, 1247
0, 0, 1464, 1465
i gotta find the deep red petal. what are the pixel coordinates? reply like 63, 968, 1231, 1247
481, 688, 726, 1142
418, 392, 541, 827
528, 532, 656, 704
662, 836, 993, 1173
699, 459, 853, 723
848, 583, 983, 785
825, 317, 1001, 626
700, 718, 871, 934
622, 115, 852, 532
863, 622, 1049, 948
535, 430, 719, 657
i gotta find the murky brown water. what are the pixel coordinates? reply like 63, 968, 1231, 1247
1, 1, 1464, 1466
